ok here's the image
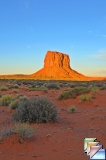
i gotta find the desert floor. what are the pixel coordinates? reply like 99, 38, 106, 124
0, 80, 106, 160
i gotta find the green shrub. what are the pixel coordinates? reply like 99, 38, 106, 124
79, 94, 93, 102
86, 95, 93, 102
0, 125, 13, 141
9, 96, 28, 110
46, 83, 60, 89
13, 89, 18, 93
0, 86, 8, 91
12, 97, 58, 123
7, 83, 19, 89
79, 94, 86, 102
16, 94, 23, 99
39, 86, 48, 93
9, 99, 19, 110
89, 86, 99, 93
58, 90, 76, 100
68, 105, 76, 113
0, 95, 14, 106
58, 86, 90, 100
14, 123, 34, 140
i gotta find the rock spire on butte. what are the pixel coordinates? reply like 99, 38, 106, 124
31, 50, 87, 80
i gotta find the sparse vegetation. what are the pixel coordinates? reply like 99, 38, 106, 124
0, 125, 13, 141
9, 96, 28, 110
79, 94, 93, 102
0, 124, 34, 142
0, 86, 8, 91
46, 82, 60, 89
58, 86, 90, 100
14, 123, 34, 140
79, 94, 86, 102
0, 95, 14, 106
68, 105, 76, 113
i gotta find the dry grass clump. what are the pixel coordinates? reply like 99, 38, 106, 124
0, 124, 35, 142
0, 95, 14, 106
0, 125, 13, 142
9, 96, 28, 110
14, 123, 34, 140
79, 94, 93, 102
0, 86, 8, 91
58, 86, 90, 100
68, 105, 76, 113
46, 82, 60, 89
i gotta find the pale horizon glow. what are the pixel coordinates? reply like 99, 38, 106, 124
0, 0, 106, 77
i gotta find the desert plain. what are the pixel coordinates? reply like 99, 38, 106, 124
0, 79, 106, 160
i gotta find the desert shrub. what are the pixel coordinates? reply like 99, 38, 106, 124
79, 94, 93, 102
46, 82, 60, 89
39, 86, 48, 93
89, 86, 99, 93
9, 99, 19, 110
0, 86, 8, 91
0, 125, 13, 141
16, 94, 23, 99
68, 105, 76, 113
43, 83, 47, 87
12, 89, 18, 93
7, 83, 19, 89
12, 97, 58, 123
13, 84, 19, 89
79, 94, 86, 102
58, 86, 90, 100
0, 95, 14, 106
14, 123, 34, 140
99, 85, 106, 90
86, 95, 93, 102
58, 90, 76, 100
18, 96, 28, 101
9, 96, 28, 110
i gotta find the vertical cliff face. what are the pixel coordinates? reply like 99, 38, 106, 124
44, 51, 70, 68
32, 50, 86, 80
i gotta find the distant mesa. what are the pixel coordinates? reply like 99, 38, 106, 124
0, 50, 106, 80
31, 50, 87, 80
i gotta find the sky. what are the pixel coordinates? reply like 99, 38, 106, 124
0, 0, 106, 76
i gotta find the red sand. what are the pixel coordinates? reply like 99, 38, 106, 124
0, 84, 106, 160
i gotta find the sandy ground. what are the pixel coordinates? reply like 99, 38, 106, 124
0, 82, 106, 160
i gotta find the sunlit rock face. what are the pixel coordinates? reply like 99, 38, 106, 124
44, 51, 70, 69
32, 50, 86, 80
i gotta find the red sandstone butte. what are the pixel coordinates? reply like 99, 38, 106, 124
31, 51, 88, 80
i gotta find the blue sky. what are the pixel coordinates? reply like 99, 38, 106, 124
0, 0, 106, 76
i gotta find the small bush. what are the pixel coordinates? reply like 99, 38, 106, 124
86, 95, 93, 102
0, 86, 8, 91
79, 94, 93, 102
13, 89, 18, 93
16, 94, 23, 99
9, 99, 19, 110
14, 123, 34, 140
12, 97, 58, 123
0, 95, 14, 106
39, 86, 48, 93
9, 96, 28, 110
68, 105, 76, 113
89, 86, 99, 93
58, 86, 90, 100
79, 94, 86, 102
46, 83, 60, 89
0, 125, 13, 141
